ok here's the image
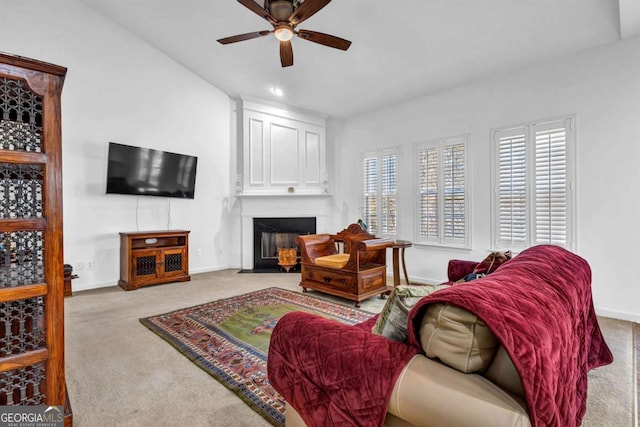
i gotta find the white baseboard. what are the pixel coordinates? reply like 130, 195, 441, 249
189, 265, 230, 274
71, 280, 117, 293
69, 265, 233, 293
595, 307, 640, 323
402, 275, 446, 286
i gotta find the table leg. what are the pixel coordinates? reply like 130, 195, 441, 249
393, 247, 400, 287
401, 248, 410, 285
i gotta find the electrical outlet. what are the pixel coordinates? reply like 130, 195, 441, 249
196, 248, 203, 256
86, 261, 94, 270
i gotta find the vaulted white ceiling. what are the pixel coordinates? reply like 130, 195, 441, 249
82, 0, 635, 119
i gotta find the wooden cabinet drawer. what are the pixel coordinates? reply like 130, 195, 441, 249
303, 266, 357, 293
360, 268, 386, 292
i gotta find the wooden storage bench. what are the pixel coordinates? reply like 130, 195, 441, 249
296, 224, 393, 307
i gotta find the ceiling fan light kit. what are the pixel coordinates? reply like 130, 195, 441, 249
274, 25, 294, 41
217, 0, 351, 68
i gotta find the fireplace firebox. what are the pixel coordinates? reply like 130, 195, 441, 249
252, 217, 316, 272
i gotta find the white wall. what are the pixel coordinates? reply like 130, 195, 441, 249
329, 36, 640, 322
2, 1, 638, 321
0, 0, 232, 290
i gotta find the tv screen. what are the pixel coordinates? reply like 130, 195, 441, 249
106, 142, 198, 199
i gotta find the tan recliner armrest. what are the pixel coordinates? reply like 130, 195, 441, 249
284, 354, 530, 427
387, 355, 531, 427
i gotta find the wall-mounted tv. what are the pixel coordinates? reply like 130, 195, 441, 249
106, 142, 198, 199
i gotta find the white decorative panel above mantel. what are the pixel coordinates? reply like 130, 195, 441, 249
240, 97, 327, 196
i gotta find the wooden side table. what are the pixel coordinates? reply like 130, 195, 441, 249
63, 263, 78, 297
391, 240, 412, 286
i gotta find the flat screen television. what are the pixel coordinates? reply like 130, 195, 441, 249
106, 142, 198, 199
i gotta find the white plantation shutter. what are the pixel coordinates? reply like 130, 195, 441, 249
534, 121, 568, 245
496, 129, 527, 248
492, 117, 574, 250
362, 149, 398, 237
380, 153, 398, 235
416, 137, 468, 246
363, 156, 378, 233
444, 143, 466, 241
418, 147, 439, 240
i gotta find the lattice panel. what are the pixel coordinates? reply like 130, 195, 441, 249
0, 77, 43, 152
0, 230, 45, 288
0, 163, 44, 219
164, 253, 183, 272
0, 362, 46, 405
0, 297, 45, 357
135, 255, 156, 276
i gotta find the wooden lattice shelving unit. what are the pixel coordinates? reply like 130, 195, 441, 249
0, 52, 71, 424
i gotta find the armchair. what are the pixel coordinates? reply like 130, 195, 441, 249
268, 245, 614, 427
296, 224, 393, 307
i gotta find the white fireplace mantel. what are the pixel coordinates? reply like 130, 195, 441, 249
234, 97, 333, 270
236, 191, 332, 198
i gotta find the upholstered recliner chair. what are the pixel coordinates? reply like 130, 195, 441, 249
268, 245, 613, 427
296, 223, 393, 307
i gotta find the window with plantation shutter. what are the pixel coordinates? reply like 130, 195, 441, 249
491, 117, 574, 250
416, 136, 469, 247
380, 153, 398, 235
363, 156, 378, 233
444, 143, 466, 240
496, 129, 527, 247
362, 149, 398, 237
534, 123, 568, 245
418, 147, 438, 240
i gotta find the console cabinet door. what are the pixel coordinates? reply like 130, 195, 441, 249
131, 249, 161, 286
159, 247, 188, 280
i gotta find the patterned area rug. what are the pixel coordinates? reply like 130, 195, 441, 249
140, 287, 375, 426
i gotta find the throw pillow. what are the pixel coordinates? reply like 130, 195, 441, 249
372, 284, 447, 342
473, 250, 512, 275
419, 303, 499, 373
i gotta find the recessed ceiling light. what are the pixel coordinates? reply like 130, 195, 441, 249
271, 87, 284, 97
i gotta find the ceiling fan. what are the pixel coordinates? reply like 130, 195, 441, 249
217, 0, 352, 67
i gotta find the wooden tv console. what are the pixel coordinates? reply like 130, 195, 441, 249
119, 230, 191, 291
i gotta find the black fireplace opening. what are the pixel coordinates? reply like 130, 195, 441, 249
252, 217, 316, 272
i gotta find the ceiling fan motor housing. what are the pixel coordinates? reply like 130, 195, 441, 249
269, 0, 295, 21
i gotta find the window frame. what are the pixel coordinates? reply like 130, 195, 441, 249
361, 147, 400, 238
490, 116, 576, 251
414, 135, 470, 248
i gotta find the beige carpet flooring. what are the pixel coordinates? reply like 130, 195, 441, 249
64, 269, 637, 426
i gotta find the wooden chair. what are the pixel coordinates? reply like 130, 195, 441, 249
296, 224, 393, 307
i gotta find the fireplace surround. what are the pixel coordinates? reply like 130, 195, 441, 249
252, 217, 316, 272
238, 193, 332, 271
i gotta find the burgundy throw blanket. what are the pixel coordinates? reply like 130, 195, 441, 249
407, 245, 613, 427
267, 312, 418, 427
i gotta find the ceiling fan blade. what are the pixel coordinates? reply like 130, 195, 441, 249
280, 40, 294, 67
289, 0, 331, 26
297, 29, 351, 50
237, 0, 277, 24
217, 30, 271, 44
